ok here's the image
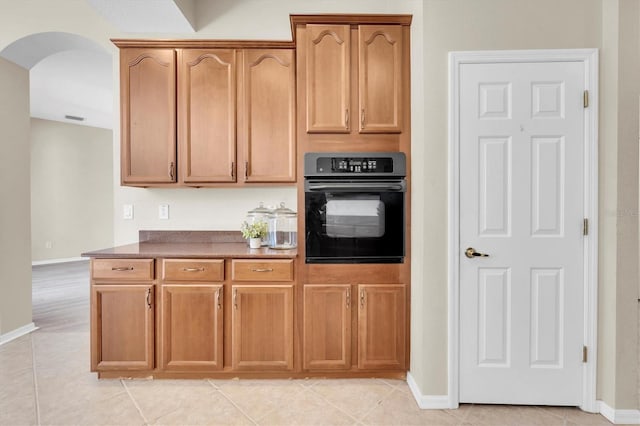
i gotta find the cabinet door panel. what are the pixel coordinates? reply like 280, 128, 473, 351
179, 49, 236, 183
303, 285, 351, 370
161, 285, 223, 371
306, 25, 350, 133
358, 284, 405, 370
241, 49, 296, 182
121, 49, 176, 184
91, 284, 154, 371
232, 285, 293, 370
358, 25, 402, 133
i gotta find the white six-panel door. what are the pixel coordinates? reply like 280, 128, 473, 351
459, 61, 585, 405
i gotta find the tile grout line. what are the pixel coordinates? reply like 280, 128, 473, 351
206, 379, 259, 426
121, 380, 150, 425
306, 382, 375, 425
30, 334, 41, 426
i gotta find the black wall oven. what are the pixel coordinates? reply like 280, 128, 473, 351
304, 152, 406, 264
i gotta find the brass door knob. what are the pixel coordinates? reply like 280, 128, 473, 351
465, 247, 489, 258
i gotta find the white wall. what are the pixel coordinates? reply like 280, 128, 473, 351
0, 57, 32, 335
30, 118, 113, 261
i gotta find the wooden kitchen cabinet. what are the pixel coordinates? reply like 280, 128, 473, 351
161, 284, 224, 371
160, 259, 224, 371
119, 48, 176, 184
114, 40, 295, 187
306, 25, 351, 133
303, 285, 351, 370
90, 258, 156, 372
231, 285, 294, 371
178, 47, 295, 185
178, 49, 237, 183
91, 284, 155, 371
240, 49, 296, 182
304, 24, 403, 134
357, 284, 406, 370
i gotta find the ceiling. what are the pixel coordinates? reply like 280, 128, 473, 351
0, 0, 199, 130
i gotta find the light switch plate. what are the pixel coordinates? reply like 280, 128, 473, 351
159, 204, 169, 220
123, 204, 133, 220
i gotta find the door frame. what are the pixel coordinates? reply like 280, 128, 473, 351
448, 49, 599, 412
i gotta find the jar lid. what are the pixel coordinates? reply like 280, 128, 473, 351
247, 202, 272, 217
269, 202, 297, 217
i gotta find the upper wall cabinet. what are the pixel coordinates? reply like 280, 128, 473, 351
120, 48, 177, 185
114, 40, 295, 187
240, 49, 296, 183
178, 49, 237, 184
304, 24, 404, 134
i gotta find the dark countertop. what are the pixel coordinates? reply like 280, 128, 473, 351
81, 230, 297, 259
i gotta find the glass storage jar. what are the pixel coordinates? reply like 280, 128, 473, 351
245, 202, 272, 246
267, 202, 297, 249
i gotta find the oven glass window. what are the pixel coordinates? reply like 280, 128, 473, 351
305, 191, 404, 263
325, 196, 385, 238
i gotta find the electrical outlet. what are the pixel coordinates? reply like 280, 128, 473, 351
45, 241, 52, 249
159, 204, 169, 220
123, 204, 133, 220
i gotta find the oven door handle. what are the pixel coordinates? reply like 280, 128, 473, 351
306, 181, 406, 192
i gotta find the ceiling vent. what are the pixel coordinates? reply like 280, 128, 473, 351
65, 115, 85, 122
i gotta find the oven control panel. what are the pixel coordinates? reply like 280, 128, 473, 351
304, 152, 406, 178
316, 157, 394, 174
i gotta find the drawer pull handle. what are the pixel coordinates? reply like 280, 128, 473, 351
182, 267, 205, 272
112, 266, 134, 271
251, 268, 273, 273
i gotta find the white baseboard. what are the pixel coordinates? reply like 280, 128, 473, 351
407, 372, 455, 409
598, 400, 640, 424
0, 322, 38, 346
32, 256, 87, 266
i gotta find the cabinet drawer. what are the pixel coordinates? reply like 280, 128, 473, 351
92, 259, 154, 281
231, 259, 294, 282
162, 259, 224, 282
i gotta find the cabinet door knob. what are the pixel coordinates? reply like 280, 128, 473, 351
231, 161, 235, 179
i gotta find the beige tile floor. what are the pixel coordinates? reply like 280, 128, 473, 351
0, 262, 614, 425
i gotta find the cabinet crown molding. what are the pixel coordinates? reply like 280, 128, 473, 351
111, 39, 294, 49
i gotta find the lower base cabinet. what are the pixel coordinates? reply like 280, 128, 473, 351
302, 283, 406, 372
358, 284, 406, 370
303, 285, 351, 370
91, 284, 155, 371
161, 284, 224, 371
232, 285, 294, 371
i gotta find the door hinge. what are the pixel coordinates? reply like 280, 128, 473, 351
583, 218, 589, 236
582, 345, 588, 363
583, 90, 589, 108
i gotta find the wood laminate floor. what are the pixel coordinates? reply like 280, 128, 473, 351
0, 260, 613, 425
